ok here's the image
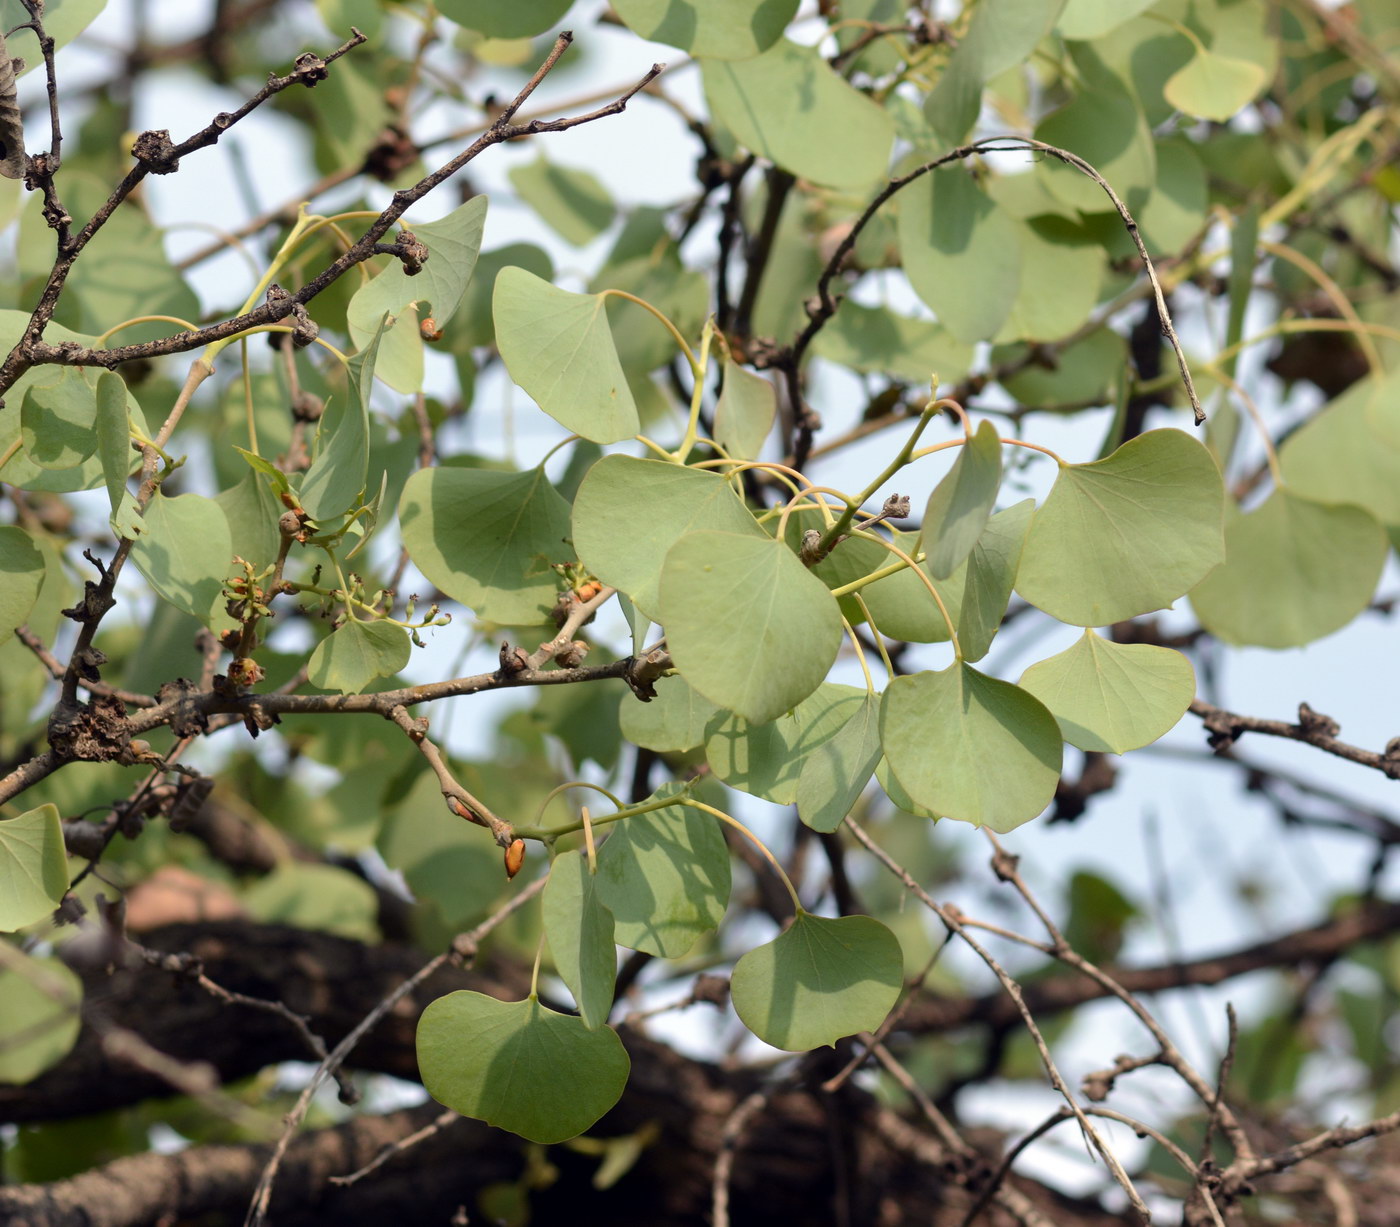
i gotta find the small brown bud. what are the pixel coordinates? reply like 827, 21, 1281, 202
504, 839, 526, 879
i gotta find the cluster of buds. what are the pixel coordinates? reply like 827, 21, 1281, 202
224, 556, 276, 623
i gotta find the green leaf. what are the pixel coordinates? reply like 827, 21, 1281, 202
660, 531, 843, 724
399, 464, 573, 626
130, 491, 235, 629
94, 372, 130, 515
493, 268, 640, 444
307, 619, 412, 694
437, 0, 570, 36
812, 302, 973, 386
796, 693, 883, 833
618, 673, 721, 752
594, 783, 731, 958
418, 991, 630, 1143
730, 912, 902, 1051
378, 769, 506, 931
242, 862, 379, 942
1164, 48, 1268, 122
944, 500, 1034, 663
456, 244, 554, 350
1280, 374, 1400, 535
898, 169, 1022, 345
995, 217, 1104, 344
922, 420, 1002, 579
510, 158, 614, 247
1019, 630, 1196, 753
214, 471, 283, 572
705, 683, 869, 804
1056, 0, 1157, 39
0, 952, 81, 1083
1034, 86, 1156, 213
0, 803, 69, 931
703, 40, 893, 190
612, 0, 798, 59
818, 502, 1031, 661
20, 370, 97, 469
1015, 430, 1225, 626
543, 850, 617, 1030
1189, 489, 1388, 648
713, 364, 776, 461
3, 0, 105, 64
998, 329, 1126, 409
924, 0, 1065, 142
573, 455, 765, 619
0, 525, 45, 640
299, 322, 381, 521
880, 665, 1062, 832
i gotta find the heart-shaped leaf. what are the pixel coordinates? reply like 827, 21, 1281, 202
399, 464, 573, 626
0, 952, 82, 1082
543, 849, 617, 1029
594, 783, 730, 958
130, 491, 235, 629
1019, 630, 1195, 753
418, 991, 629, 1143
881, 665, 1062, 831
0, 804, 70, 932
307, 618, 412, 695
618, 673, 721, 753
922, 419, 1002, 578
300, 322, 382, 521
493, 268, 640, 444
731, 912, 903, 1051
1190, 489, 1388, 648
796, 693, 883, 833
703, 39, 893, 189
1016, 430, 1224, 626
573, 455, 765, 619
0, 525, 45, 640
705, 683, 868, 804
612, 0, 798, 58
1165, 49, 1268, 122
661, 531, 843, 724
713, 363, 776, 461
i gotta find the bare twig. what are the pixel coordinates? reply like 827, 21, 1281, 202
1191, 698, 1400, 779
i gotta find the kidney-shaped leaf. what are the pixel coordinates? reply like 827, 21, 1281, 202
307, 618, 412, 695
881, 665, 1062, 832
0, 804, 70, 932
922, 419, 1002, 578
130, 491, 234, 629
1019, 630, 1195, 753
494, 268, 640, 444
1016, 430, 1224, 626
594, 783, 731, 958
703, 39, 893, 190
399, 464, 573, 626
543, 849, 617, 1030
661, 531, 843, 724
613, 0, 798, 59
418, 991, 629, 1143
0, 525, 44, 640
1190, 489, 1388, 648
731, 912, 902, 1051
573, 455, 765, 619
